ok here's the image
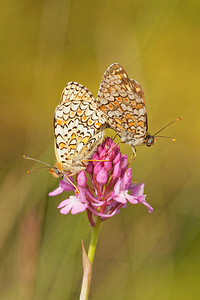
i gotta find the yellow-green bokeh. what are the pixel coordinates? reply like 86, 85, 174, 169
0, 0, 200, 299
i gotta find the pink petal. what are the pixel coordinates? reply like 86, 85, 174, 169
57, 199, 70, 208
114, 193, 127, 204
60, 204, 73, 215
49, 186, 63, 196
113, 179, 121, 195
71, 202, 86, 214
137, 196, 153, 213
130, 183, 144, 196
63, 175, 74, 184
126, 194, 139, 204
60, 180, 75, 191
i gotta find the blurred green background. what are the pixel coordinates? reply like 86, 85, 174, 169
1, 0, 200, 299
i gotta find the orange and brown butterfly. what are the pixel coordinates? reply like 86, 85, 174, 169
96, 63, 182, 156
49, 81, 107, 177
24, 82, 107, 178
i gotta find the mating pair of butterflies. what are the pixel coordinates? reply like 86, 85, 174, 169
45, 63, 181, 177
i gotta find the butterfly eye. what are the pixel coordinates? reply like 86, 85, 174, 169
54, 167, 60, 174
48, 167, 63, 178
54, 167, 64, 177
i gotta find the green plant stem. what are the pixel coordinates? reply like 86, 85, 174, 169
87, 217, 101, 264
80, 217, 101, 300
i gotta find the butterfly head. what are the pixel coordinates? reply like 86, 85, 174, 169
48, 166, 63, 178
145, 134, 156, 147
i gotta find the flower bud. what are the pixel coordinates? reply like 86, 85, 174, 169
94, 162, 103, 175
104, 160, 112, 171
113, 152, 121, 164
77, 171, 87, 188
97, 144, 103, 155
99, 149, 107, 159
96, 167, 108, 184
92, 153, 100, 166
86, 162, 93, 174
123, 168, 132, 187
113, 161, 121, 178
121, 154, 128, 170
107, 149, 115, 160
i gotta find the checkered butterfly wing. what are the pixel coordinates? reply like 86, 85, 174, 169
96, 63, 148, 147
60, 81, 96, 104
53, 82, 106, 176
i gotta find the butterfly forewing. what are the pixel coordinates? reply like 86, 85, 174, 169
60, 81, 96, 104
96, 63, 148, 147
54, 82, 106, 176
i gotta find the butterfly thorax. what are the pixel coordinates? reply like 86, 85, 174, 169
120, 132, 155, 148
48, 161, 85, 178
120, 131, 147, 147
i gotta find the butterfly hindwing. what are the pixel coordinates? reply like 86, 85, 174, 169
96, 63, 148, 146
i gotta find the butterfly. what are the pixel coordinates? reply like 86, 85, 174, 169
47, 81, 107, 178
96, 63, 182, 156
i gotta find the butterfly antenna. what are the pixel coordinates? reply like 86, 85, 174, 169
23, 155, 53, 168
154, 116, 182, 137
155, 135, 176, 141
26, 166, 51, 174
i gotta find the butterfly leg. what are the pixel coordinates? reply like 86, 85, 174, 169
65, 175, 80, 196
79, 132, 106, 164
127, 147, 137, 167
81, 158, 110, 164
112, 133, 121, 142
81, 161, 87, 167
